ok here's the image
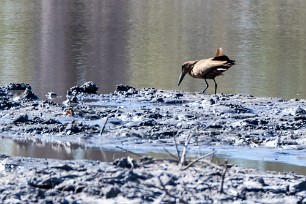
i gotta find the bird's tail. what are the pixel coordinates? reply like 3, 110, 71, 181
213, 48, 235, 65
213, 55, 235, 64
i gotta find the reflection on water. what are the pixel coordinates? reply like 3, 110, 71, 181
1, 1, 306, 99
0, 138, 306, 175
0, 138, 134, 162
213, 156, 306, 176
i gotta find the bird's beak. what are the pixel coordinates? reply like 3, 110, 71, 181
178, 71, 186, 86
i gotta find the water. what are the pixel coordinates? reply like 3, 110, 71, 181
1, 1, 306, 99
1, 1, 306, 174
1, 138, 306, 175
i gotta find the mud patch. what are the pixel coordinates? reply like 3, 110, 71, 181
0, 155, 305, 203
1, 82, 306, 202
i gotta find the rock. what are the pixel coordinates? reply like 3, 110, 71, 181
67, 81, 98, 97
105, 185, 121, 198
52, 164, 74, 171
290, 180, 306, 193
163, 99, 189, 104
5, 83, 31, 91
175, 93, 183, 98
115, 84, 136, 92
0, 100, 19, 110
209, 98, 216, 105
28, 176, 64, 189
294, 107, 306, 115
21, 88, 39, 100
65, 121, 82, 134
81, 81, 99, 94
46, 92, 57, 99
13, 114, 29, 124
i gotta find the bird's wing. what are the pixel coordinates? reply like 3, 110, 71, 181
191, 59, 232, 77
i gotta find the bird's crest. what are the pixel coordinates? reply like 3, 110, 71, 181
214, 48, 224, 57
212, 48, 235, 64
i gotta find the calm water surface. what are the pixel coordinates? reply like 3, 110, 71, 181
1, 1, 306, 99
1, 138, 306, 175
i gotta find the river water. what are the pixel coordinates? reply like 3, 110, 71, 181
1, 0, 306, 99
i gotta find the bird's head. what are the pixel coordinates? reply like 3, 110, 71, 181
178, 61, 197, 86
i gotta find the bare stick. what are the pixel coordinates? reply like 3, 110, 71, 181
115, 146, 142, 157
163, 147, 179, 161
199, 159, 223, 170
210, 152, 215, 162
179, 133, 193, 166
154, 192, 166, 204
219, 160, 228, 194
99, 116, 109, 135
173, 132, 181, 162
181, 152, 215, 170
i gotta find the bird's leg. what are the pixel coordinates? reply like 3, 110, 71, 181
203, 79, 209, 93
213, 79, 217, 94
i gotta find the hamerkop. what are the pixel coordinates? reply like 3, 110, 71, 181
178, 48, 235, 94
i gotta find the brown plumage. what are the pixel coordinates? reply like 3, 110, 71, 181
178, 48, 235, 94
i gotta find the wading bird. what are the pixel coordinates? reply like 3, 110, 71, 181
178, 48, 235, 94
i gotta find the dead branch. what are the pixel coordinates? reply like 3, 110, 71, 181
173, 132, 181, 162
199, 159, 223, 170
155, 192, 166, 204
219, 160, 228, 194
210, 152, 215, 162
163, 147, 179, 161
179, 133, 193, 166
99, 116, 109, 135
181, 151, 216, 170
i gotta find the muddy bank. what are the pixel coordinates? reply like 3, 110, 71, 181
1, 82, 306, 202
1, 155, 306, 203
1, 82, 306, 150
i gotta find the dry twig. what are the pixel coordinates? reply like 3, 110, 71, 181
99, 116, 109, 135
163, 147, 179, 160
181, 151, 216, 170
179, 133, 193, 166
219, 160, 228, 193
198, 159, 223, 170
173, 132, 181, 162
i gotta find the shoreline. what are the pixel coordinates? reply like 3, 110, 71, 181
1, 82, 306, 202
